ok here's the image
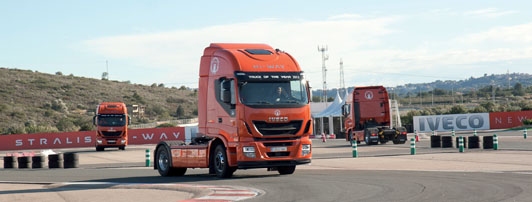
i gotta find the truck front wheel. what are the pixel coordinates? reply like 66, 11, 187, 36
213, 145, 234, 178
96, 146, 104, 151
278, 166, 296, 175
156, 146, 186, 176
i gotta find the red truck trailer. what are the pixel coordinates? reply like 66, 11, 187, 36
93, 102, 130, 151
342, 86, 407, 145
154, 43, 313, 178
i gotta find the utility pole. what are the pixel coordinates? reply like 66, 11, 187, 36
318, 45, 329, 103
431, 88, 434, 106
339, 59, 345, 95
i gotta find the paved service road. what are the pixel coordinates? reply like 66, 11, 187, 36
2, 130, 532, 201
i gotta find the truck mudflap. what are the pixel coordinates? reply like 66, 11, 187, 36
237, 159, 311, 169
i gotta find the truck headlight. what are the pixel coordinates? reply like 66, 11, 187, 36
301, 144, 311, 156
243, 146, 256, 158
96, 140, 103, 144
121, 140, 126, 144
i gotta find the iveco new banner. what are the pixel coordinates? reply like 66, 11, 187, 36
414, 113, 490, 132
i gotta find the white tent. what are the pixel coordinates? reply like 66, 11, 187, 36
313, 90, 349, 136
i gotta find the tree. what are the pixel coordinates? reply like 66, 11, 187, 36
179, 85, 187, 90
55, 71, 63, 75
513, 83, 525, 96
449, 105, 467, 114
158, 83, 165, 87
176, 105, 185, 118
101, 72, 108, 80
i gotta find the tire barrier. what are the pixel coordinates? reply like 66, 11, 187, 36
456, 137, 467, 148
48, 154, 63, 169
468, 136, 480, 149
430, 135, 441, 148
441, 136, 453, 148
32, 156, 45, 168
483, 136, 494, 149
63, 152, 79, 168
17, 156, 31, 169
3, 156, 17, 169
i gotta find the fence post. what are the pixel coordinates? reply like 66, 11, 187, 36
524, 128, 527, 140
474, 129, 477, 136
410, 138, 416, 155
459, 136, 464, 153
452, 129, 455, 137
352, 141, 358, 158
145, 149, 151, 167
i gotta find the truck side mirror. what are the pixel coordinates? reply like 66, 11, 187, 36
93, 115, 97, 126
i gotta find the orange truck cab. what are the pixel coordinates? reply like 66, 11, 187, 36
93, 102, 130, 151
154, 43, 313, 178
342, 86, 407, 145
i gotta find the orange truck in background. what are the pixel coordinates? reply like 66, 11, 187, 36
93, 102, 130, 151
154, 43, 313, 178
343, 86, 407, 145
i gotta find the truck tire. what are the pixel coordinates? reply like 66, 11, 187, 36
119, 146, 126, 150
213, 144, 234, 178
96, 146, 104, 151
278, 165, 296, 175
156, 145, 187, 176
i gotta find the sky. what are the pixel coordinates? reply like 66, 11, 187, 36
2, 0, 532, 89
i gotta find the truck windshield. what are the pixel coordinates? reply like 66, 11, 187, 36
239, 80, 308, 107
97, 114, 126, 127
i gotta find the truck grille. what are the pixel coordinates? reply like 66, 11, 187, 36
252, 120, 303, 136
263, 142, 293, 147
100, 131, 123, 137
267, 152, 290, 157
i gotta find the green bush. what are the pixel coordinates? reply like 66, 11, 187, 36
523, 119, 532, 125
156, 123, 176, 128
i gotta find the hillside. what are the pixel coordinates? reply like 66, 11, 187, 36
312, 72, 532, 99
0, 68, 197, 135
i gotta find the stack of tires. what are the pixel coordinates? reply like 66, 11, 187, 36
468, 136, 480, 149
64, 153, 79, 168
32, 156, 45, 168
3, 156, 17, 169
483, 136, 494, 149
430, 136, 441, 148
441, 136, 453, 148
48, 154, 63, 169
17, 156, 31, 169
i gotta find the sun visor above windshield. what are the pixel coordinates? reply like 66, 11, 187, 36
235, 71, 303, 82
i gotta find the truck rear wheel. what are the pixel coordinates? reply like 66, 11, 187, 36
213, 145, 234, 178
96, 146, 104, 151
156, 146, 186, 176
278, 165, 296, 175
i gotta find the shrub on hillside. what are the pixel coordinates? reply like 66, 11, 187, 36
156, 123, 176, 128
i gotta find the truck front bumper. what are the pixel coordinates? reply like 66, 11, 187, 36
237, 159, 311, 169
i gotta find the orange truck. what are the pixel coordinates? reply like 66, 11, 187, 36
342, 86, 407, 145
154, 43, 313, 178
93, 102, 130, 151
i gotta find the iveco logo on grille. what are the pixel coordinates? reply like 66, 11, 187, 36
268, 117, 288, 122
274, 110, 281, 116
